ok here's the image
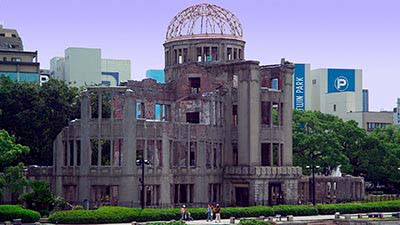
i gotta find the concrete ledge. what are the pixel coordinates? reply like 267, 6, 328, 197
13, 219, 22, 225
39, 217, 49, 223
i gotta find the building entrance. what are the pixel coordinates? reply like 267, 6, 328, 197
235, 187, 249, 206
268, 183, 283, 205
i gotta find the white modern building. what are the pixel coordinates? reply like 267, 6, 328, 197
293, 63, 391, 130
393, 98, 400, 125
50, 47, 131, 87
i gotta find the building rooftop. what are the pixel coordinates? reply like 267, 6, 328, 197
0, 24, 23, 51
165, 3, 243, 42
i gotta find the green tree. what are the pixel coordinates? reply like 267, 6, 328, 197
365, 126, 400, 192
0, 129, 29, 170
3, 163, 27, 202
293, 110, 353, 175
0, 76, 80, 166
293, 110, 400, 193
20, 180, 55, 216
0, 129, 29, 200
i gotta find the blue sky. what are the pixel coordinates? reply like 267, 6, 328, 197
1, 0, 399, 110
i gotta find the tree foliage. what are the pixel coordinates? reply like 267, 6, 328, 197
0, 77, 80, 166
20, 180, 55, 216
3, 163, 27, 197
0, 129, 29, 200
293, 110, 355, 175
0, 129, 29, 170
293, 110, 400, 193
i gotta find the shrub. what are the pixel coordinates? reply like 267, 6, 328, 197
272, 205, 318, 216
20, 180, 55, 215
222, 206, 274, 218
48, 200, 400, 224
239, 219, 274, 225
316, 200, 400, 215
0, 205, 41, 223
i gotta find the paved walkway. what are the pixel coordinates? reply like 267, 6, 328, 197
185, 214, 335, 224
42, 212, 400, 225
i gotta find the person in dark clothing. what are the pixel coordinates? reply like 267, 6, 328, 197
214, 204, 221, 223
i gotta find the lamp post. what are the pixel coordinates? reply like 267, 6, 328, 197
306, 164, 320, 205
306, 150, 321, 206
136, 159, 150, 209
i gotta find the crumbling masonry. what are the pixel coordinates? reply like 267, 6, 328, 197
27, 3, 364, 208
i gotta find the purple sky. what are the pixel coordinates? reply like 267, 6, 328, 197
1, 0, 399, 111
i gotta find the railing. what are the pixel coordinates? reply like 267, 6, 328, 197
364, 194, 400, 203
224, 166, 302, 177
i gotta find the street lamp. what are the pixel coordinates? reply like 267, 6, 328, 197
306, 151, 321, 206
136, 159, 151, 209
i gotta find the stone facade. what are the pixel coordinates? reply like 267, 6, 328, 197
27, 3, 364, 208
299, 176, 365, 204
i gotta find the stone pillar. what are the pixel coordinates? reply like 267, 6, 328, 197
78, 91, 90, 202
282, 61, 294, 166
196, 140, 208, 207
54, 133, 64, 197
224, 71, 233, 166
120, 90, 137, 206
249, 180, 256, 206
237, 69, 249, 165
160, 131, 171, 207
283, 179, 298, 205
254, 179, 268, 206
237, 62, 261, 166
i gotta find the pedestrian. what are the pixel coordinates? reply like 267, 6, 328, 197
180, 205, 186, 221
211, 204, 215, 220
214, 203, 221, 223
206, 204, 213, 222
187, 211, 194, 221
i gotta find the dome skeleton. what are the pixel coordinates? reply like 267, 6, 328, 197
166, 3, 243, 40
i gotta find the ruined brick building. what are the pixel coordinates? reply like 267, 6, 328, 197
28, 3, 364, 208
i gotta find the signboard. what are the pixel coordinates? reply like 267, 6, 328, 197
327, 69, 355, 93
294, 64, 305, 110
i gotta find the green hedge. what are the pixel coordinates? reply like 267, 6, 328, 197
49, 206, 275, 224
0, 205, 41, 223
222, 206, 274, 218
49, 200, 400, 224
317, 200, 400, 215
272, 205, 318, 216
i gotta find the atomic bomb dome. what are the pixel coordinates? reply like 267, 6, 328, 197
24, 3, 364, 209
165, 3, 243, 42
163, 3, 246, 73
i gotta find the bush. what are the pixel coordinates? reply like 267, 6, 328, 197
20, 180, 55, 215
48, 200, 400, 224
0, 205, 41, 223
316, 200, 400, 215
272, 205, 318, 216
239, 219, 274, 225
222, 206, 274, 218
49, 206, 275, 224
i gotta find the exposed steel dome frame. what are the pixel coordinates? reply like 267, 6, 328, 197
166, 3, 243, 41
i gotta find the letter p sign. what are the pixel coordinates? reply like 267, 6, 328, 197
334, 76, 349, 92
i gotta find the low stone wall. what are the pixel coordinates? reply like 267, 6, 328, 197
335, 220, 400, 225
279, 221, 336, 225
279, 220, 399, 225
